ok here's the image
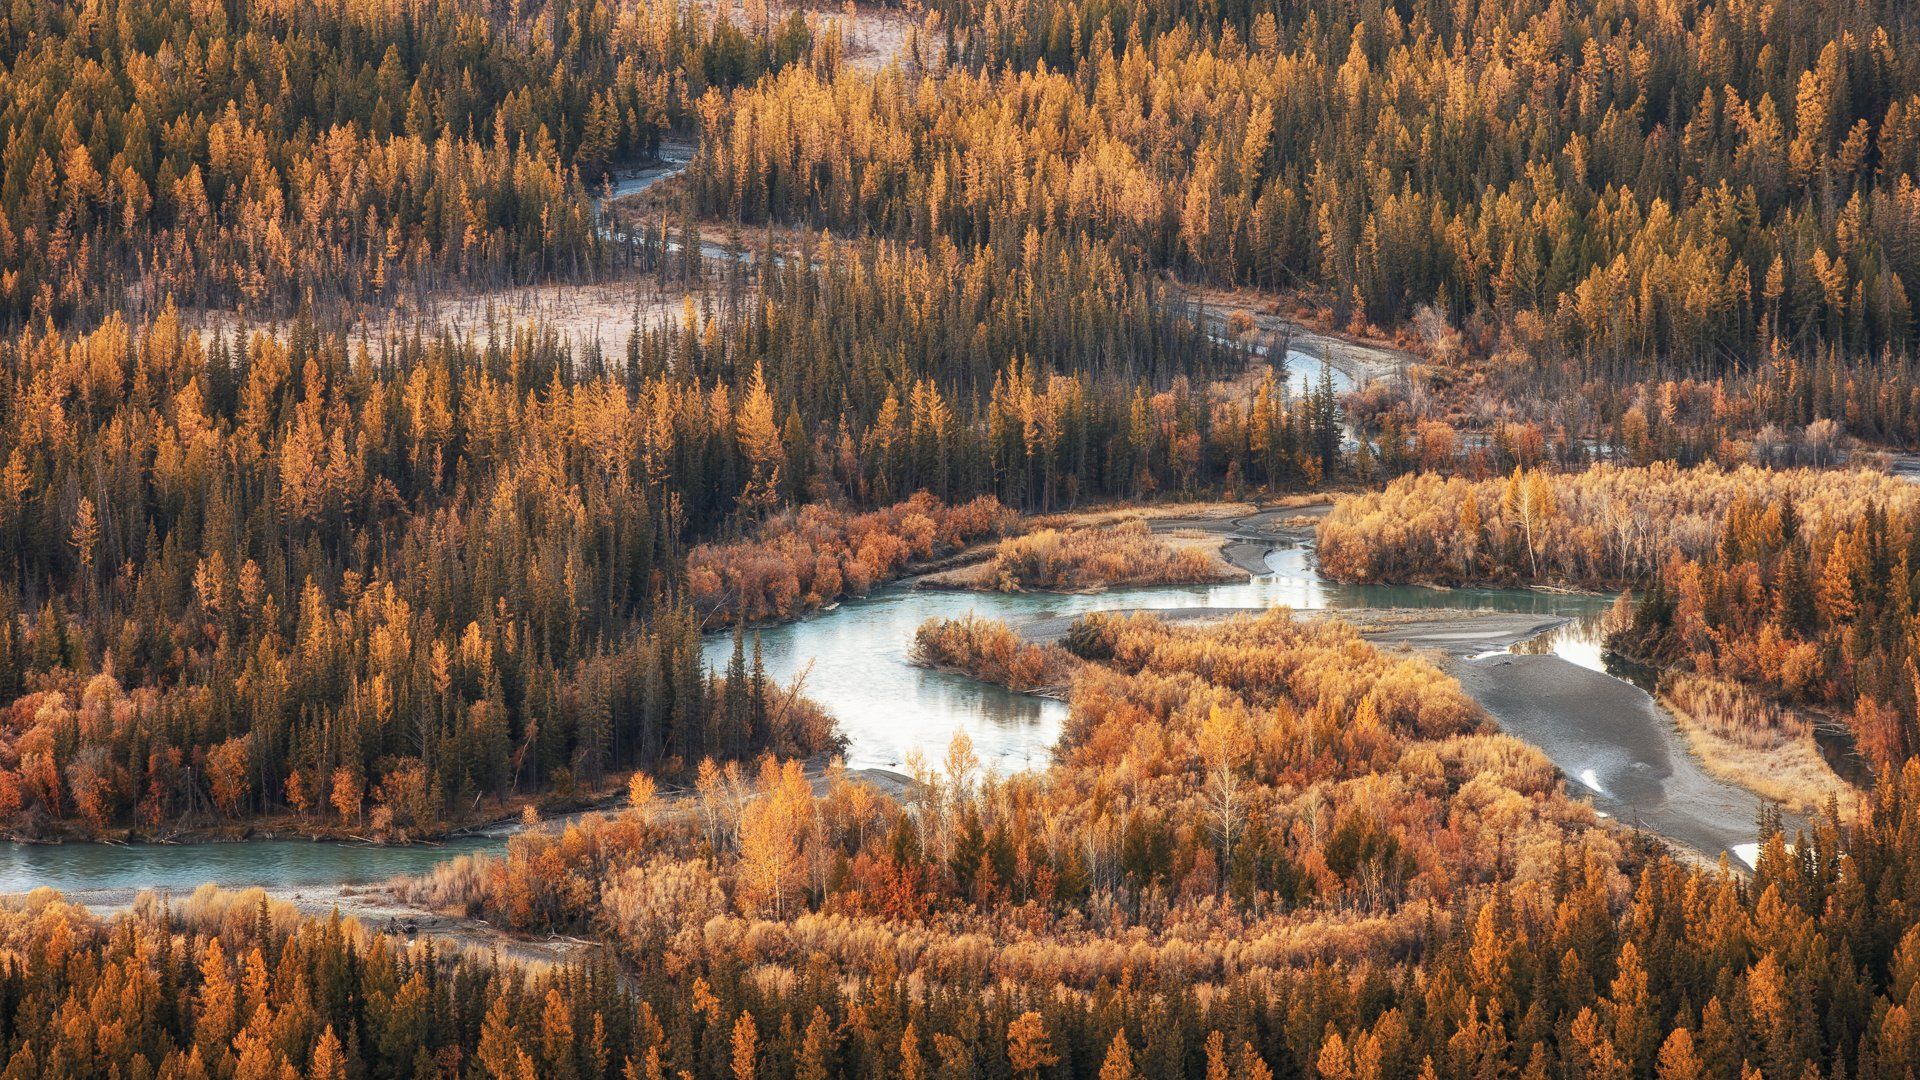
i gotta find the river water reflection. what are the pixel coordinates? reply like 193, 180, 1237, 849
704, 541, 1616, 774
8, 534, 1771, 893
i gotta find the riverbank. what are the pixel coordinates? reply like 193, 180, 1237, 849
1454, 654, 1776, 861
1658, 684, 1856, 816
1134, 501, 1332, 575
53, 882, 592, 967
29, 759, 920, 967
1186, 287, 1415, 388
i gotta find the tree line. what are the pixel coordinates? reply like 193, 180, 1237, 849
0, 0, 818, 322
1318, 462, 1920, 773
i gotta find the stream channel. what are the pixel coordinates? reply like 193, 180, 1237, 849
0, 519, 1773, 897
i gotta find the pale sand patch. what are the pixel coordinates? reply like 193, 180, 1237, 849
1451, 654, 1766, 862
1015, 607, 1570, 657
698, 0, 919, 71
913, 560, 996, 589
393, 278, 691, 358
822, 2, 918, 71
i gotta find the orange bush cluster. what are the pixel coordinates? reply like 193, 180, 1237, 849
974, 521, 1238, 591
909, 615, 1075, 692
686, 493, 1013, 624
1318, 463, 1918, 587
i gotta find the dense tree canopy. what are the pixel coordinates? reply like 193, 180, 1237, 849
3, 0, 1920, 1075
694, 0, 1920, 380
0, 0, 816, 320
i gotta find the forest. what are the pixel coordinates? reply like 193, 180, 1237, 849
10, 609, 1914, 1079
695, 0, 1920, 372
7, 0, 1920, 1075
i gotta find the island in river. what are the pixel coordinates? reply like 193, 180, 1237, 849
2, 502, 1834, 956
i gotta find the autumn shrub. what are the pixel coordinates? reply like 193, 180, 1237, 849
1663, 675, 1807, 752
974, 521, 1238, 591
1656, 674, 1854, 814
393, 853, 492, 915
1318, 463, 1918, 587
687, 494, 1014, 624
909, 616, 1077, 692
600, 857, 730, 947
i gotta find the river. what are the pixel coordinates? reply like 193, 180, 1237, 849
0, 524, 1776, 896
700, 533, 1777, 863
701, 539, 1610, 775
0, 164, 1762, 894
0, 834, 506, 896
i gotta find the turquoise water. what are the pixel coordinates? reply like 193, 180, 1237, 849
0, 834, 505, 896
1278, 350, 1355, 397
704, 543, 1613, 774
8, 533, 1766, 891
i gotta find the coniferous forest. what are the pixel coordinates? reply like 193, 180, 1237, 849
6, 0, 1920, 1076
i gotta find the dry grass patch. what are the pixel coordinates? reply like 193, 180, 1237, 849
1661, 675, 1857, 816
1026, 501, 1260, 531
191, 275, 696, 362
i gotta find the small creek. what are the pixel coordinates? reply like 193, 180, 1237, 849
588, 157, 1363, 405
